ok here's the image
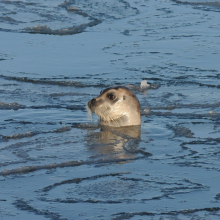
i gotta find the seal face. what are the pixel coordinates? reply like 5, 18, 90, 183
88, 86, 141, 127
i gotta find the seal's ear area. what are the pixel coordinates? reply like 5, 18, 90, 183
123, 95, 126, 100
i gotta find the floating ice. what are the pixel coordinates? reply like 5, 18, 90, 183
168, 125, 195, 138
0, 159, 137, 176
24, 20, 101, 35
54, 126, 71, 133
67, 6, 79, 11
173, 0, 220, 7
209, 111, 217, 115
25, 25, 52, 33
3, 131, 35, 140
61, 0, 139, 20
0, 161, 81, 176
143, 108, 151, 114
0, 102, 23, 110
140, 80, 150, 89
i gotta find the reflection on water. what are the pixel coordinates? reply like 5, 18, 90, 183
86, 125, 144, 162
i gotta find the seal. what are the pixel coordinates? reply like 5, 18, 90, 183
87, 86, 141, 127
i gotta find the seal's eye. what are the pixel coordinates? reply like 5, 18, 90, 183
108, 93, 116, 100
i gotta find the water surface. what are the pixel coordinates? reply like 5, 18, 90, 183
1, 0, 220, 219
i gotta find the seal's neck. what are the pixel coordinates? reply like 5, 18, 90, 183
99, 115, 129, 127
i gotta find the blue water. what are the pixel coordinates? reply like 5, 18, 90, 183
1, 0, 220, 219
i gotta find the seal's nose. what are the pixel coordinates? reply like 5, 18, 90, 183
91, 98, 96, 105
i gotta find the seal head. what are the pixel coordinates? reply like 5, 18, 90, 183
88, 86, 141, 127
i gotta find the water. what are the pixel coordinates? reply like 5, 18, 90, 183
0, 0, 220, 219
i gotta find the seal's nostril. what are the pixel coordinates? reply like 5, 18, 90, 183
91, 98, 96, 105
